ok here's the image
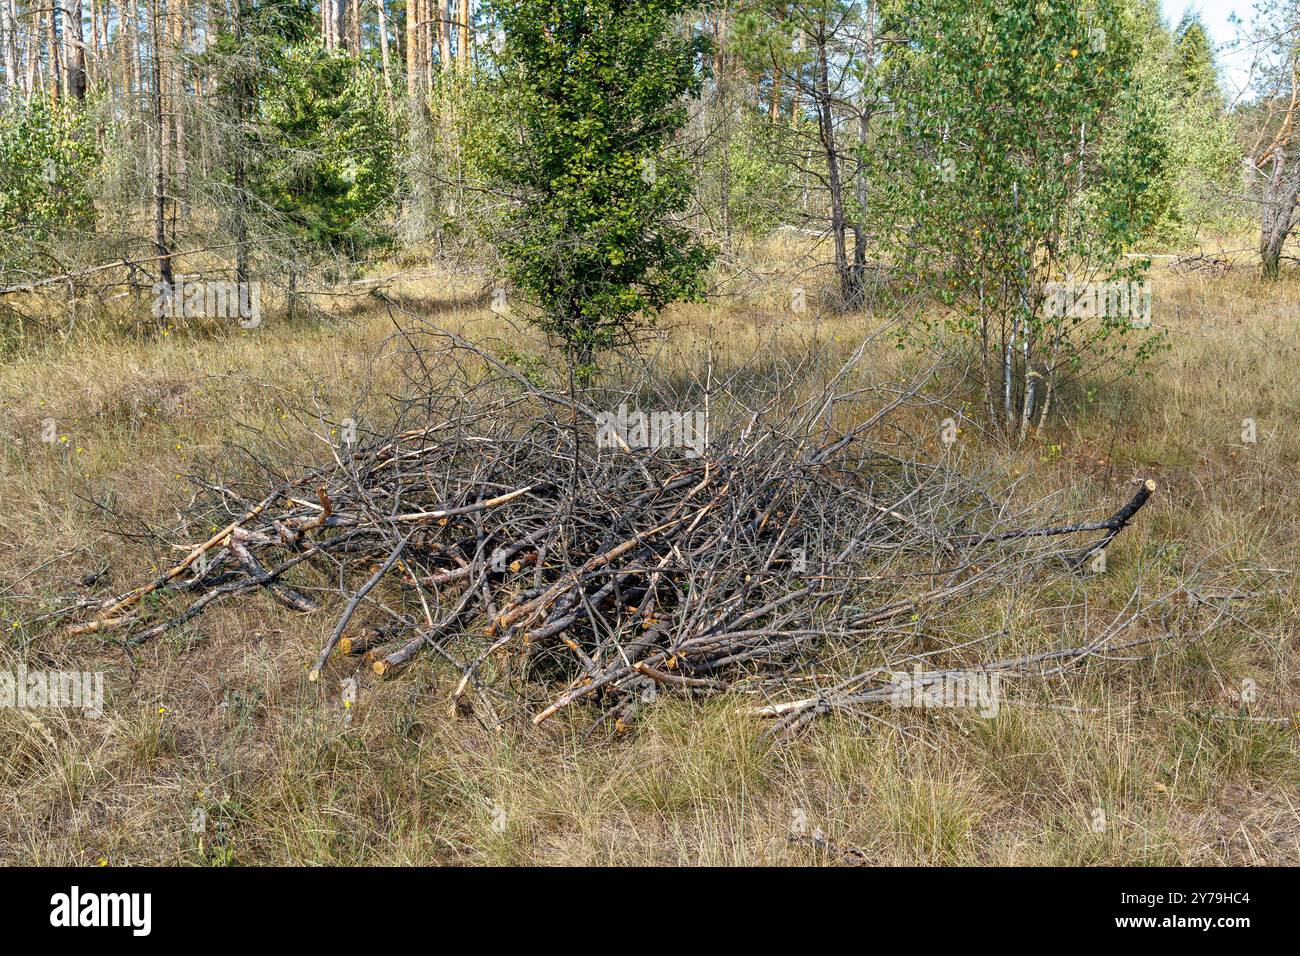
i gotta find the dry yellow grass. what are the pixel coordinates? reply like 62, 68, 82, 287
0, 258, 1296, 865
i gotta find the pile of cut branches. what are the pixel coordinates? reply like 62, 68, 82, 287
62, 321, 1215, 736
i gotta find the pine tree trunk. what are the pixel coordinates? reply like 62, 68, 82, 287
66, 0, 86, 97
25, 0, 40, 98
0, 0, 17, 91
90, 0, 103, 91
151, 0, 172, 288
377, 0, 393, 93
48, 2, 63, 101
171, 0, 186, 212
457, 0, 469, 72
119, 0, 131, 100
421, 0, 431, 88
128, 0, 140, 99
233, 0, 248, 293
437, 0, 449, 70
713, 7, 730, 251
404, 0, 416, 98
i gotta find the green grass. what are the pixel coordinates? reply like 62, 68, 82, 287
0, 258, 1296, 865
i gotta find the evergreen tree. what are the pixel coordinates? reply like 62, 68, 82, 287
479, 0, 715, 376
1173, 11, 1220, 102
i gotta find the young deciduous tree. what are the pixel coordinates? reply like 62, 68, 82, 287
873, 0, 1167, 436
0, 95, 99, 254
479, 0, 715, 377
0, 93, 99, 331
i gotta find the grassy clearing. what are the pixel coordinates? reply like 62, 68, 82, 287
0, 259, 1296, 865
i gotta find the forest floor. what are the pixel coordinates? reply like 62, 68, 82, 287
1, 248, 1297, 865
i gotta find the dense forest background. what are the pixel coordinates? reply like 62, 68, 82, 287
0, 0, 1295, 320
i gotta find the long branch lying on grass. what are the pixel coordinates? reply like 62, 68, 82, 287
59, 319, 1226, 736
